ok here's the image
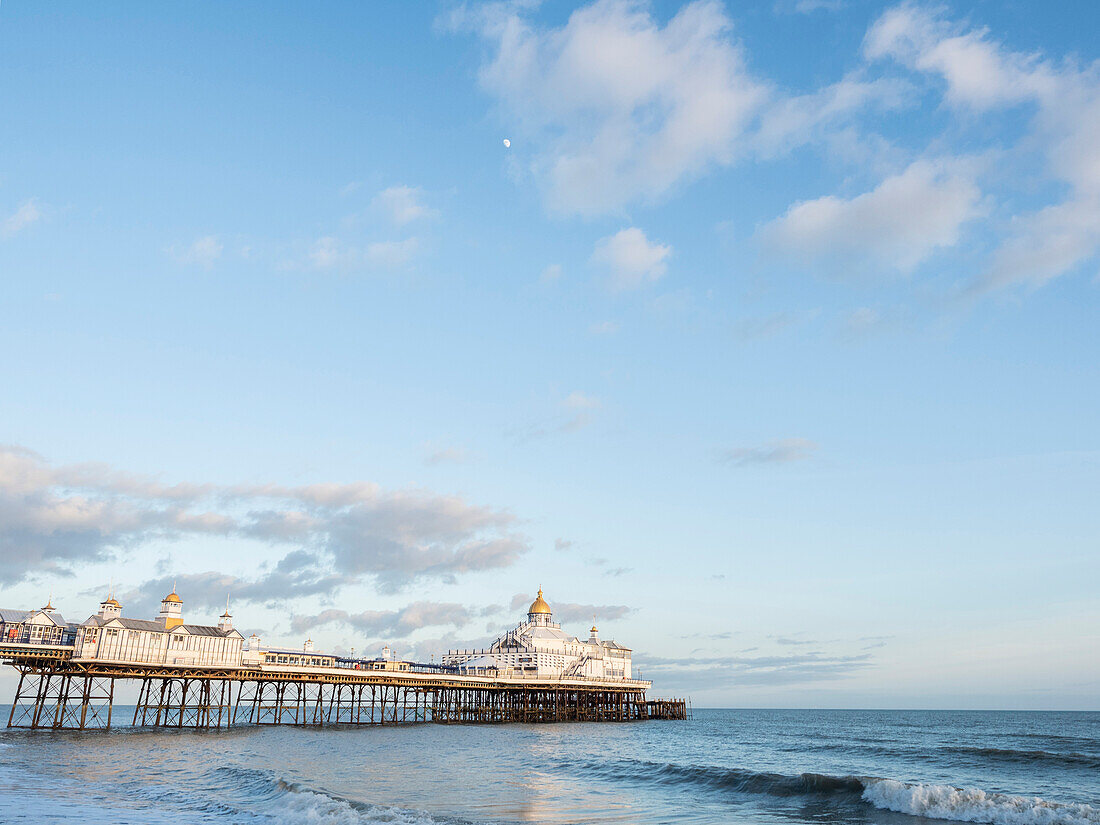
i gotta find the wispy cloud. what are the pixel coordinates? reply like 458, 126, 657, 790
170, 235, 224, 268
308, 235, 420, 271
371, 185, 437, 226
732, 310, 819, 342
716, 438, 818, 467
290, 600, 472, 636
511, 392, 602, 441
423, 445, 471, 466
589, 320, 621, 335
508, 592, 633, 623
637, 650, 873, 687
775, 0, 845, 14
2, 199, 42, 238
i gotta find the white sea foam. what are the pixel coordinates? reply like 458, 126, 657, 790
272, 786, 448, 825
862, 779, 1100, 825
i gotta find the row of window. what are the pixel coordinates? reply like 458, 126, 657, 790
264, 653, 335, 668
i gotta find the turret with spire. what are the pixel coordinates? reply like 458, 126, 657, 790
217, 594, 233, 632
98, 584, 122, 620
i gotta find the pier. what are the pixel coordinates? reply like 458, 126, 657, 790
0, 588, 688, 730
2, 642, 686, 730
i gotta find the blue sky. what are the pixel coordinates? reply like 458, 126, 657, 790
0, 0, 1097, 709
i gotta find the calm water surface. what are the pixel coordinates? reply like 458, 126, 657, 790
0, 709, 1096, 825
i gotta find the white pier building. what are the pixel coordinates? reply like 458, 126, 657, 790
442, 589, 633, 679
74, 589, 244, 667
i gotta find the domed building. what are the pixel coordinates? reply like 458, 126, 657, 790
442, 588, 633, 680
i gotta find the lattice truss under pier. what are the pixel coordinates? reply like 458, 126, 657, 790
133, 677, 235, 729
7, 668, 115, 730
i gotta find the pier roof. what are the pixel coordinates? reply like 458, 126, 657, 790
83, 616, 240, 637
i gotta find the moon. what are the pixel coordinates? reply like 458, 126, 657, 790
503, 138, 511, 148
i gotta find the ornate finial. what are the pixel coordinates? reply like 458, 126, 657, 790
222, 593, 231, 617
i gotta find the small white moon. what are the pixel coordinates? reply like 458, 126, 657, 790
503, 138, 511, 148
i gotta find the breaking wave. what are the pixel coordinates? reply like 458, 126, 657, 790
862, 780, 1100, 825
570, 758, 1100, 825
265, 780, 455, 825
120, 766, 469, 825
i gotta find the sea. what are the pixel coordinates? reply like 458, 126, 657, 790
0, 709, 1096, 825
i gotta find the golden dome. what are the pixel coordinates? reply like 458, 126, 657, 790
102, 596, 120, 608
528, 587, 551, 615
163, 591, 182, 603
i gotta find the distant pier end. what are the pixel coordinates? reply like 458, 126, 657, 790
0, 588, 688, 730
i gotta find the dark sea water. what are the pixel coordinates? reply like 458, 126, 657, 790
0, 709, 1097, 825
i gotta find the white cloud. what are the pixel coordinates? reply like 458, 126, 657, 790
424, 446, 471, 466
308, 236, 419, 270
589, 320, 621, 335
367, 237, 420, 267
863, 5, 1052, 110
291, 601, 472, 636
171, 235, 223, 268
371, 185, 437, 225
2, 199, 41, 238
457, 0, 768, 214
717, 438, 818, 467
309, 236, 343, 269
982, 198, 1100, 291
865, 3, 1100, 292
563, 391, 601, 410
753, 73, 909, 160
592, 227, 671, 289
775, 0, 845, 15
759, 159, 984, 274
540, 263, 563, 282
0, 445, 527, 591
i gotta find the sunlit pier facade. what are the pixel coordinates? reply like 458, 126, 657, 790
1, 587, 687, 730
443, 589, 633, 679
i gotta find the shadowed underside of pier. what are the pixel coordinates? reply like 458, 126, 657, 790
5, 660, 688, 730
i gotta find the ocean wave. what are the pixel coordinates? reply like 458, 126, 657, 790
862, 779, 1100, 825
569, 758, 1100, 825
269, 781, 449, 825
571, 757, 866, 796
943, 746, 1100, 770
110, 765, 466, 825
206, 768, 465, 825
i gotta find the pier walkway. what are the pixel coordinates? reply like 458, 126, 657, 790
1, 641, 688, 730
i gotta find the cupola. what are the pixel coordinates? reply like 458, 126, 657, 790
527, 587, 553, 625
98, 592, 122, 620
158, 583, 184, 629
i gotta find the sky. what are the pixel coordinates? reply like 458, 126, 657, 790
0, 0, 1097, 710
